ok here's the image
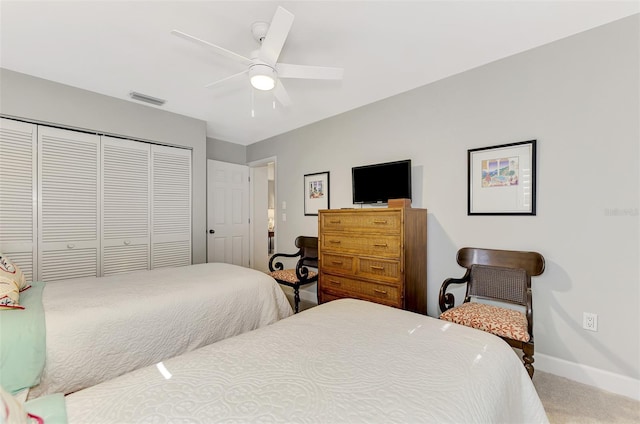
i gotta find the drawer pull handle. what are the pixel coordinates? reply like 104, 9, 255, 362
329, 220, 341, 224
329, 240, 342, 244
373, 243, 388, 248
373, 220, 388, 224
370, 265, 385, 270
329, 280, 341, 286
374, 289, 388, 295
331, 261, 344, 265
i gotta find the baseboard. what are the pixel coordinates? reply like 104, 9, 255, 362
279, 285, 318, 304
298, 288, 318, 303
536, 353, 640, 401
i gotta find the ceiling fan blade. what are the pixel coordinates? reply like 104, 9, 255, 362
258, 7, 294, 66
273, 81, 292, 107
204, 70, 249, 89
276, 63, 344, 80
171, 30, 253, 66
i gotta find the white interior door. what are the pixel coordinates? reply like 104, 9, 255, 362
151, 145, 192, 268
251, 166, 269, 272
38, 126, 101, 282
0, 118, 37, 282
101, 136, 150, 275
207, 160, 249, 266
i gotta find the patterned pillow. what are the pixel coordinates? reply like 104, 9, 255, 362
0, 254, 29, 310
1, 384, 28, 424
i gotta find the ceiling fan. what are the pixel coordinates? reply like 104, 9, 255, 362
171, 6, 344, 107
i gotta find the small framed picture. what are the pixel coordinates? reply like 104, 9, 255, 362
468, 140, 537, 215
304, 171, 330, 216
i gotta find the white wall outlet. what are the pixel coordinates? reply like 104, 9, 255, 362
583, 312, 598, 332
282, 213, 287, 222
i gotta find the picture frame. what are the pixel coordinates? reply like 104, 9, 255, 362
304, 171, 330, 216
468, 140, 537, 215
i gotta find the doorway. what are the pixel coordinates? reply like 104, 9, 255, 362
249, 158, 276, 273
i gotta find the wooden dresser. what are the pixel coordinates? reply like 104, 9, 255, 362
317, 207, 427, 314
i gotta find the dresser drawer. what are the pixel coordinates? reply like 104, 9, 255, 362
321, 234, 401, 258
320, 211, 401, 234
358, 257, 401, 282
320, 274, 402, 306
320, 253, 354, 273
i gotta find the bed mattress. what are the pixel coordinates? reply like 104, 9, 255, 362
28, 262, 292, 399
65, 298, 548, 423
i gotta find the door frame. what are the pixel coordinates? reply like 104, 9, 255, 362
248, 156, 277, 271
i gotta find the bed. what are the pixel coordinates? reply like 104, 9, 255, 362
65, 298, 549, 423
25, 262, 293, 399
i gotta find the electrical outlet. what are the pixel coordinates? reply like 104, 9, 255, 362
583, 312, 598, 332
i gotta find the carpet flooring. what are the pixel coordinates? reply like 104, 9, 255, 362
533, 370, 640, 424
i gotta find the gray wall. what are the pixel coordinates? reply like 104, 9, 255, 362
206, 137, 247, 164
0, 68, 208, 264
248, 16, 639, 383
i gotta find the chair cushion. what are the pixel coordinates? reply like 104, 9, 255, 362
439, 302, 530, 342
268, 269, 317, 284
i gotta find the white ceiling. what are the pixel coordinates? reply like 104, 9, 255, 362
1, 1, 638, 146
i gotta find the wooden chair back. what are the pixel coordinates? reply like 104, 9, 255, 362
295, 236, 318, 269
457, 247, 545, 277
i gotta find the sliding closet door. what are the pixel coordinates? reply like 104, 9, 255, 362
101, 136, 150, 275
151, 145, 191, 268
38, 127, 100, 282
0, 118, 37, 282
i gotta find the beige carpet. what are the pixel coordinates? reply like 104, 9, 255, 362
533, 370, 640, 423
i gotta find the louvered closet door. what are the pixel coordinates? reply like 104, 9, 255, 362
0, 118, 37, 282
38, 127, 100, 282
101, 136, 150, 276
151, 145, 191, 268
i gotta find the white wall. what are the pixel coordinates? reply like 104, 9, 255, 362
0, 68, 208, 263
206, 136, 246, 165
248, 15, 640, 394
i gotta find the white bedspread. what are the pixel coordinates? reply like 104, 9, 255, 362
28, 263, 292, 399
66, 299, 548, 423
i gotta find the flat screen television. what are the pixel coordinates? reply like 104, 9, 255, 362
352, 159, 412, 204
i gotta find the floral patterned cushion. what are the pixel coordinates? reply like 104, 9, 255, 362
0, 254, 29, 310
440, 302, 530, 342
268, 269, 317, 284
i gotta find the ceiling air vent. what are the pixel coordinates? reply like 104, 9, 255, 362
129, 91, 166, 106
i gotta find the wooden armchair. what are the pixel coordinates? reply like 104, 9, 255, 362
438, 247, 545, 377
268, 236, 318, 313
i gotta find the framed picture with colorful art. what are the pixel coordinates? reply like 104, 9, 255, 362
468, 140, 537, 215
304, 171, 330, 216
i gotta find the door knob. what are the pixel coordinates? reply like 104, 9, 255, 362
209, 229, 215, 234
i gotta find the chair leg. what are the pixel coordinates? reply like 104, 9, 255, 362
293, 286, 300, 313
523, 343, 534, 378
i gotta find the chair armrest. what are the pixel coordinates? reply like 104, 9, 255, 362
295, 256, 318, 283
268, 249, 302, 271
438, 276, 468, 313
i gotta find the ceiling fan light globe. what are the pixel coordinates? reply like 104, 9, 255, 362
249, 64, 276, 91
251, 74, 276, 91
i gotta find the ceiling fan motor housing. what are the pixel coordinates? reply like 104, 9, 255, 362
251, 21, 269, 42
